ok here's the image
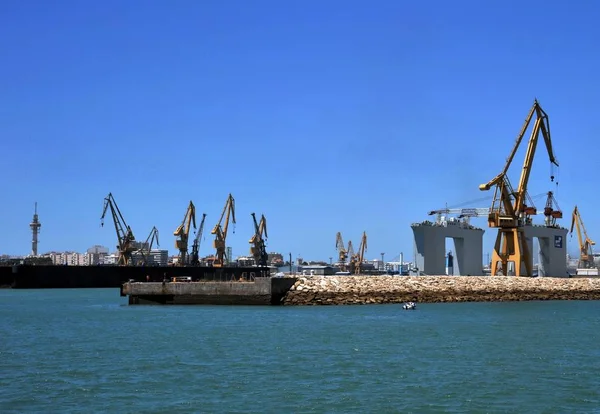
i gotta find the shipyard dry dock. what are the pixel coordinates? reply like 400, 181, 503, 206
121, 275, 600, 305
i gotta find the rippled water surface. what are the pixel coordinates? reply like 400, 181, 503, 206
1, 289, 600, 413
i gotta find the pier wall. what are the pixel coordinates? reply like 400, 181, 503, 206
412, 223, 484, 276
123, 277, 297, 305
281, 275, 600, 305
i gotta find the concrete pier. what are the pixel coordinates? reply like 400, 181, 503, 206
282, 275, 600, 305
412, 221, 484, 276
122, 275, 600, 306
121, 277, 296, 305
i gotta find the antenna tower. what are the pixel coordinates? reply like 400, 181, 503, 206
30, 202, 41, 256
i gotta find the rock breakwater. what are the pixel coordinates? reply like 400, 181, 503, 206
282, 276, 600, 305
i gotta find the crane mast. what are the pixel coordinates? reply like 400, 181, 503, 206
138, 226, 159, 266
570, 206, 595, 269
335, 232, 348, 270
479, 100, 558, 276
174, 201, 196, 265
100, 192, 136, 266
249, 213, 268, 266
189, 213, 207, 266
211, 193, 236, 267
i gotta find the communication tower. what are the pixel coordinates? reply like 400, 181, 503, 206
30, 202, 41, 256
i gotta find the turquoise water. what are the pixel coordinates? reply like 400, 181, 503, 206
1, 289, 599, 413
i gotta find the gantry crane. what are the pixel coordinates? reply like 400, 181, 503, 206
350, 231, 368, 275
479, 100, 558, 276
335, 232, 348, 270
101, 193, 136, 266
428, 207, 491, 224
570, 206, 595, 269
189, 213, 207, 266
543, 191, 563, 228
249, 213, 268, 266
211, 193, 236, 267
138, 226, 159, 266
174, 201, 196, 265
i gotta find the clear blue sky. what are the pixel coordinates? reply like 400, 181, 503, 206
1, 0, 599, 262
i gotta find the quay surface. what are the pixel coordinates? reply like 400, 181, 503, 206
121, 275, 600, 306
282, 275, 600, 305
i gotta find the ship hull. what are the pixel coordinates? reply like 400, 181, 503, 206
0, 265, 270, 289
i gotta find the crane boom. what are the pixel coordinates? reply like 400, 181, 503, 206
478, 100, 558, 276
249, 213, 268, 266
570, 206, 595, 269
174, 201, 196, 265
100, 192, 136, 266
189, 213, 207, 265
211, 193, 236, 267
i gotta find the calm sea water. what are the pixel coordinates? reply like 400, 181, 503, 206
1, 289, 599, 413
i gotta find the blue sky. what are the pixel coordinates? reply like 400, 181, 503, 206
1, 0, 599, 262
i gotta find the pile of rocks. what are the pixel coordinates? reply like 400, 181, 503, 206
282, 276, 600, 305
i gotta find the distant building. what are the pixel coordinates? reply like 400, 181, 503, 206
268, 252, 284, 266
87, 245, 109, 255
103, 254, 119, 265
299, 265, 337, 276
148, 249, 168, 266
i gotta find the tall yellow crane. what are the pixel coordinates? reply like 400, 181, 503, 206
189, 213, 207, 266
138, 226, 159, 266
350, 231, 368, 275
570, 206, 595, 269
101, 192, 136, 266
335, 232, 348, 269
249, 213, 268, 266
211, 193, 236, 267
174, 201, 196, 265
479, 100, 558, 277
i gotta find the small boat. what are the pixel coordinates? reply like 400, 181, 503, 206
402, 301, 416, 310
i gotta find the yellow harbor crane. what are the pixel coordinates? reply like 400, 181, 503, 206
174, 201, 196, 265
249, 213, 268, 266
211, 193, 236, 267
101, 192, 136, 266
189, 213, 207, 266
346, 240, 355, 264
570, 206, 596, 269
350, 231, 368, 275
138, 226, 159, 266
479, 100, 558, 277
335, 232, 348, 270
